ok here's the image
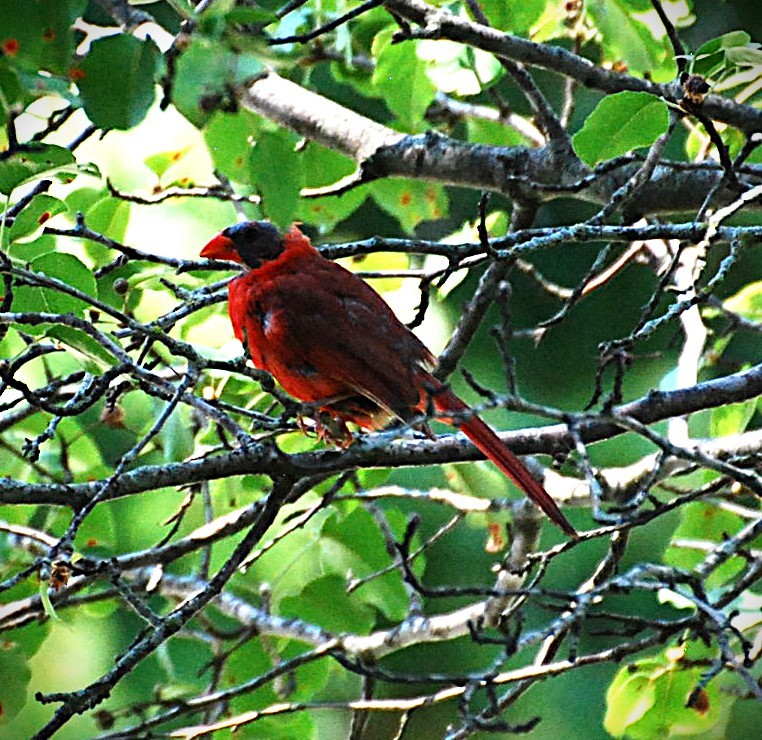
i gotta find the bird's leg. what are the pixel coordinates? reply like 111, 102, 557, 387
314, 410, 355, 448
414, 421, 438, 441
296, 413, 318, 437
295, 404, 355, 448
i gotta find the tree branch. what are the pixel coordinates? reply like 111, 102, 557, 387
382, 0, 762, 135
242, 73, 762, 213
3, 361, 762, 507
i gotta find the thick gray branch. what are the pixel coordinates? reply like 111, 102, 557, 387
242, 73, 404, 161
4, 362, 762, 507
243, 73, 761, 214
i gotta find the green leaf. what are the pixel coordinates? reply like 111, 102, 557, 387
693, 31, 751, 59
17, 69, 79, 105
445, 460, 506, 499
531, 1, 573, 43
685, 121, 747, 162
605, 643, 733, 739
605, 663, 657, 736
0, 639, 33, 724
85, 197, 131, 243
466, 117, 528, 147
225, 641, 322, 737
280, 575, 375, 633
249, 130, 302, 230
320, 507, 417, 622
0, 0, 44, 71
48, 325, 119, 368
690, 31, 751, 77
204, 111, 256, 183
78, 35, 160, 129
724, 281, 762, 320
172, 37, 263, 128
240, 505, 333, 603
159, 404, 195, 462
295, 143, 366, 231
0, 58, 23, 110
39, 581, 61, 622
330, 57, 378, 98
13, 252, 97, 319
372, 27, 437, 128
241, 503, 418, 622
37, 0, 89, 74
9, 193, 67, 243
664, 502, 744, 592
481, 0, 547, 34
65, 185, 107, 215
588, 0, 670, 76
725, 44, 762, 68
144, 147, 191, 179
573, 92, 670, 167
418, 40, 502, 96
7, 233, 57, 263
710, 399, 756, 438
371, 178, 448, 233
0, 144, 76, 195
225, 6, 278, 26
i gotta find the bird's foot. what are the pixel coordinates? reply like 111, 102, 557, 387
297, 411, 355, 449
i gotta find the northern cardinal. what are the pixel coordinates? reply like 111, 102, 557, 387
201, 221, 576, 537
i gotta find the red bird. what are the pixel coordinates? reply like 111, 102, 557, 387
201, 221, 576, 538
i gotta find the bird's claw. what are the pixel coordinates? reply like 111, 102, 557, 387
297, 411, 355, 449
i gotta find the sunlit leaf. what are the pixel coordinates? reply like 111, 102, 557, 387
418, 40, 502, 96
710, 399, 756, 438
14, 252, 97, 317
9, 193, 67, 243
664, 502, 745, 592
724, 280, 762, 320
725, 43, 762, 67
690, 30, 751, 77
144, 147, 192, 179
249, 130, 302, 229
605, 643, 733, 738
337, 250, 409, 295
372, 27, 436, 128
86, 197, 131, 243
0, 144, 75, 195
371, 179, 448, 233
588, 0, 671, 77
172, 37, 263, 127
295, 143, 365, 231
573, 92, 670, 166
204, 110, 256, 183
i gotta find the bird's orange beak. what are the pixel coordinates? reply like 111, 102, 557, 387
200, 233, 240, 262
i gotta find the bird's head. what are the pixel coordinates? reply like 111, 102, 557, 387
200, 221, 285, 268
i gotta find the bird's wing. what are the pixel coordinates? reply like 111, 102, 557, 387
237, 257, 434, 422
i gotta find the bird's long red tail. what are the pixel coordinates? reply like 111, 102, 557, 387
433, 388, 577, 538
